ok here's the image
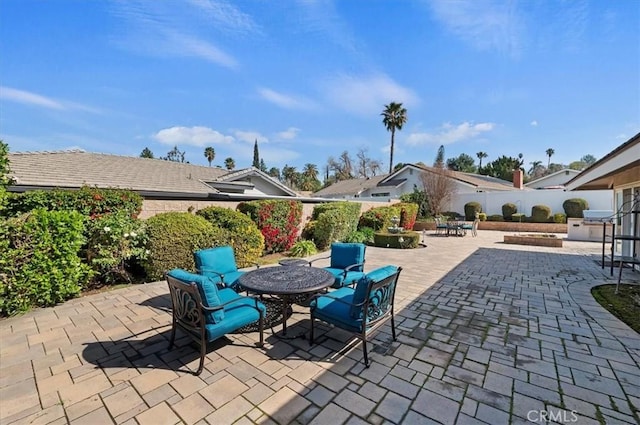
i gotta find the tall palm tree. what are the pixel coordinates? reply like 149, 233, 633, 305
204, 147, 215, 167
545, 148, 555, 169
381, 102, 407, 174
224, 157, 235, 170
476, 151, 488, 171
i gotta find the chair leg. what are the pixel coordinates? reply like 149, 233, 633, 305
391, 315, 397, 341
168, 319, 177, 349
195, 340, 206, 376
362, 337, 369, 368
309, 314, 315, 345
257, 311, 264, 348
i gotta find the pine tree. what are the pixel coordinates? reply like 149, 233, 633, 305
252, 140, 260, 168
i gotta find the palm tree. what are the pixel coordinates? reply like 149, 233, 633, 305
545, 148, 555, 169
476, 151, 488, 171
204, 147, 215, 167
224, 157, 235, 170
381, 102, 407, 174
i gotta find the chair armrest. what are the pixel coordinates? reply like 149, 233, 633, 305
308, 255, 331, 266
343, 262, 365, 272
201, 294, 263, 312
196, 267, 224, 280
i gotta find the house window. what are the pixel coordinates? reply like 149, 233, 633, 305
371, 192, 390, 197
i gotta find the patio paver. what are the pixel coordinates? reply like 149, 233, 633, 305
1, 230, 639, 424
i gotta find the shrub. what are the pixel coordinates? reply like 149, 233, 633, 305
238, 200, 303, 253
143, 212, 223, 280
502, 203, 518, 221
288, 240, 317, 257
440, 211, 461, 220
478, 213, 487, 221
563, 198, 589, 218
358, 206, 400, 231
397, 202, 418, 230
553, 213, 567, 224
84, 211, 148, 285
196, 206, 264, 267
399, 189, 429, 218
464, 202, 482, 221
372, 231, 420, 248
5, 186, 142, 219
531, 205, 552, 223
487, 214, 504, 222
311, 201, 360, 220
313, 207, 360, 249
512, 213, 526, 222
0, 210, 92, 316
301, 220, 316, 240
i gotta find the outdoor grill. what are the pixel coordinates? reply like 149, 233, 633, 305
567, 210, 614, 242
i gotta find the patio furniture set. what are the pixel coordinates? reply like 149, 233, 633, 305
435, 216, 478, 237
166, 243, 402, 375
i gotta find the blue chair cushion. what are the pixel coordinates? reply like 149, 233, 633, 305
310, 287, 362, 332
205, 289, 267, 340
201, 270, 245, 289
167, 269, 224, 324
329, 243, 365, 271
194, 246, 239, 276
325, 268, 365, 289
351, 265, 399, 319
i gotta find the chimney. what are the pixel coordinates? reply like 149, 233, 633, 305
513, 169, 523, 190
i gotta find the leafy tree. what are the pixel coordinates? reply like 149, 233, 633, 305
581, 154, 597, 166
434, 145, 445, 167
0, 140, 13, 213
529, 161, 545, 179
140, 147, 154, 159
483, 155, 524, 181
252, 140, 260, 168
282, 164, 298, 188
162, 145, 186, 162
381, 102, 407, 173
545, 148, 555, 168
393, 163, 405, 172
224, 157, 235, 170
300, 163, 321, 191
259, 159, 267, 173
569, 160, 586, 171
446, 153, 476, 172
476, 151, 488, 171
268, 167, 281, 180
204, 146, 215, 167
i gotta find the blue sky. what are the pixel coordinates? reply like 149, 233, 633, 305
1, 0, 639, 173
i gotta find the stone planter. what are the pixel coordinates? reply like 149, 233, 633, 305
503, 234, 563, 247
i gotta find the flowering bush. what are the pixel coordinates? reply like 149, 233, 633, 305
238, 200, 302, 254
84, 211, 148, 284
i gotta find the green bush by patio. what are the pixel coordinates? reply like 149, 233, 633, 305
143, 212, 224, 281
0, 210, 92, 316
563, 198, 589, 218
237, 200, 302, 254
531, 204, 552, 223
309, 202, 361, 250
464, 201, 482, 221
373, 231, 420, 248
196, 206, 264, 267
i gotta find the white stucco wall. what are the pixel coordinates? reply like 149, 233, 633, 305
449, 189, 613, 216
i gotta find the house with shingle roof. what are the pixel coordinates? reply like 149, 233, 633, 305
8, 150, 297, 199
312, 164, 517, 200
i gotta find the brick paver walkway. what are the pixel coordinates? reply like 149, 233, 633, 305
1, 231, 639, 424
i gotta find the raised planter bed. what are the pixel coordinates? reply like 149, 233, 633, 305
503, 234, 563, 247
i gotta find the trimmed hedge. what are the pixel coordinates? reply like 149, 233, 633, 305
464, 202, 482, 221
4, 186, 142, 219
563, 198, 589, 218
359, 205, 401, 231
143, 212, 224, 280
502, 203, 517, 221
487, 214, 504, 222
531, 205, 552, 223
196, 206, 264, 267
373, 231, 420, 248
312, 205, 361, 250
0, 210, 92, 316
237, 200, 302, 253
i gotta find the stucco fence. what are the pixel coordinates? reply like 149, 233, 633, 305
413, 220, 567, 234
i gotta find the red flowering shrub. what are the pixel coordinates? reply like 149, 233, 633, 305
237, 200, 302, 253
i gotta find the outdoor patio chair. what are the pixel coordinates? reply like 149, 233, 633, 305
309, 265, 402, 367
308, 242, 366, 288
471, 218, 479, 237
435, 217, 448, 235
166, 269, 265, 375
194, 246, 256, 290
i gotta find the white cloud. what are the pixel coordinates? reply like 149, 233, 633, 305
233, 130, 268, 144
530, 120, 538, 126
428, 0, 523, 58
406, 122, 495, 146
153, 126, 234, 146
0, 86, 64, 110
258, 88, 315, 110
276, 127, 300, 140
166, 32, 238, 68
322, 73, 419, 116
186, 0, 259, 35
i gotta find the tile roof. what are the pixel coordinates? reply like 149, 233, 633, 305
8, 150, 231, 195
313, 174, 388, 197
410, 164, 518, 191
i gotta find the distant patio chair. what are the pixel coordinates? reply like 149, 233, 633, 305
308, 242, 366, 288
471, 218, 479, 237
435, 217, 448, 235
309, 265, 402, 367
194, 246, 256, 290
166, 269, 265, 375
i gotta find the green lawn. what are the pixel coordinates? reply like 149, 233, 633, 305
591, 284, 640, 334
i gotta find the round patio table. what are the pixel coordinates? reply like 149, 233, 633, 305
238, 266, 334, 336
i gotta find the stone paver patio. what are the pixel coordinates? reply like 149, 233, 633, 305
1, 230, 639, 425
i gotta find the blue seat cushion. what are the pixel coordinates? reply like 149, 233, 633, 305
310, 287, 362, 332
330, 243, 365, 271
205, 289, 266, 341
324, 268, 365, 289
351, 265, 399, 319
168, 269, 224, 324
194, 246, 239, 275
